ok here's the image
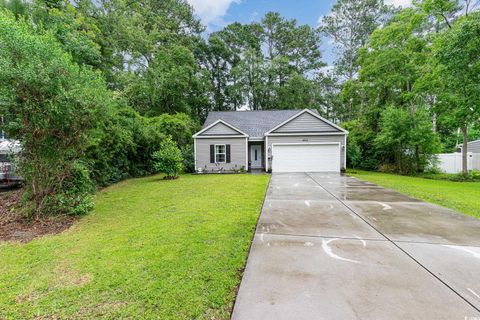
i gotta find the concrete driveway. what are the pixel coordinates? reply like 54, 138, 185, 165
232, 173, 480, 320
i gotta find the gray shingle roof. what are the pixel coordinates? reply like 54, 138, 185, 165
203, 110, 316, 138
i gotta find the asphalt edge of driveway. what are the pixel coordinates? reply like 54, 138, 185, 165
229, 173, 272, 320
306, 172, 480, 314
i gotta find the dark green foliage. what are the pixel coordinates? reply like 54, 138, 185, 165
41, 161, 95, 216
0, 11, 106, 217
275, 73, 319, 110
85, 107, 166, 186
124, 45, 199, 116
32, 0, 102, 68
147, 113, 198, 148
181, 144, 195, 173
343, 120, 380, 170
375, 107, 441, 174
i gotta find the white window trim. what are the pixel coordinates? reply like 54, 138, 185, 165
215, 144, 227, 163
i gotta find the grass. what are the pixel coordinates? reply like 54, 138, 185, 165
0, 174, 269, 319
349, 170, 480, 219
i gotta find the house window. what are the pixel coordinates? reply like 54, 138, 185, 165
215, 144, 226, 163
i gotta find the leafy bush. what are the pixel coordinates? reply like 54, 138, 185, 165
0, 11, 107, 217
375, 107, 442, 175
41, 161, 95, 216
86, 107, 169, 186
153, 137, 183, 178
148, 113, 199, 148
346, 136, 362, 169
342, 120, 379, 170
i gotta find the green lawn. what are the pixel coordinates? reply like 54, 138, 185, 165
0, 174, 269, 319
350, 170, 480, 219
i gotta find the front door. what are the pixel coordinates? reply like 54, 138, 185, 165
250, 145, 262, 168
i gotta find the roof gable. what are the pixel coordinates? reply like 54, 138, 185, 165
193, 120, 248, 137
271, 111, 340, 133
267, 109, 346, 135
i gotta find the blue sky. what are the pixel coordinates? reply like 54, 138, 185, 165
187, 0, 411, 65
212, 0, 335, 29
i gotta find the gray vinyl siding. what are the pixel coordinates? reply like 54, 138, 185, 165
195, 137, 247, 172
266, 135, 346, 170
199, 122, 242, 136
467, 141, 480, 153
273, 112, 340, 133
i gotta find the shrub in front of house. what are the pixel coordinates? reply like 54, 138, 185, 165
153, 137, 183, 179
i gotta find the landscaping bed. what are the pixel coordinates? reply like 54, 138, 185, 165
0, 190, 78, 243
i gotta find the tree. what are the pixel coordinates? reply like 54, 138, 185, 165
262, 12, 323, 83
76, 0, 205, 116
196, 34, 234, 111
32, 0, 102, 68
194, 12, 325, 113
275, 73, 318, 110
414, 0, 462, 28
375, 107, 441, 174
433, 12, 480, 173
320, 0, 393, 80
153, 137, 183, 179
148, 113, 198, 147
88, 0, 202, 74
0, 11, 110, 217
231, 47, 269, 110
358, 8, 430, 108
124, 45, 198, 116
338, 7, 457, 172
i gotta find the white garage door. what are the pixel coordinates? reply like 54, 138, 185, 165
272, 143, 340, 172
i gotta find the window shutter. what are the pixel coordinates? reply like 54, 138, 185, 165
226, 144, 231, 163
210, 145, 215, 163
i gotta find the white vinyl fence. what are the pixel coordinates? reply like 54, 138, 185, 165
436, 152, 480, 173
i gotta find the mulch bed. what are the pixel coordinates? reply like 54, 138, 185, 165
0, 189, 78, 243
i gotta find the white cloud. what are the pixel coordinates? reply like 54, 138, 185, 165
187, 0, 240, 27
384, 0, 412, 7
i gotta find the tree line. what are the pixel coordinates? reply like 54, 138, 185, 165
0, 0, 479, 217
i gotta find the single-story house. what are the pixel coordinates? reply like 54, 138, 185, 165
192, 109, 348, 173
